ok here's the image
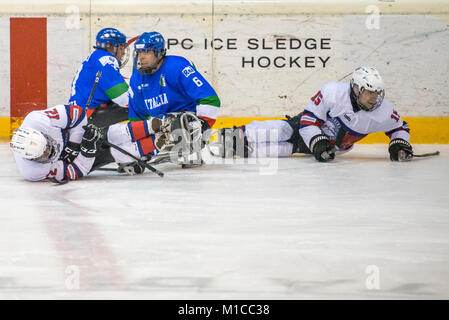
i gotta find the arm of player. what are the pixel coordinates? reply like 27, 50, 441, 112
299, 84, 332, 149
99, 57, 129, 108
41, 104, 86, 143
104, 82, 129, 108
45, 156, 95, 182
384, 110, 411, 142
42, 104, 85, 130
18, 151, 93, 182
43, 104, 88, 163
177, 59, 221, 129
196, 95, 221, 130
382, 108, 413, 161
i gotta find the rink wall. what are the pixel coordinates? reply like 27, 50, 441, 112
0, 0, 448, 143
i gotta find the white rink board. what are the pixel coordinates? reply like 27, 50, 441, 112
0, 143, 448, 299
0, 17, 10, 117
0, 1, 448, 117
46, 17, 88, 111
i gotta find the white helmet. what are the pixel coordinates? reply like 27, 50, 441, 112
10, 127, 59, 163
350, 66, 385, 111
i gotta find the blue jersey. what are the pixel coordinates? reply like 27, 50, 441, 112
128, 55, 220, 123
68, 50, 129, 110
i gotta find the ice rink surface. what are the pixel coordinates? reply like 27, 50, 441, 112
0, 143, 448, 299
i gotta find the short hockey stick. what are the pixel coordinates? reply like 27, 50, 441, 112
49, 178, 69, 185
85, 71, 102, 110
101, 140, 164, 177
94, 167, 118, 172
413, 151, 440, 158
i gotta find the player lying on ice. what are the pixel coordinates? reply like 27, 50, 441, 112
213, 66, 413, 162
9, 104, 194, 182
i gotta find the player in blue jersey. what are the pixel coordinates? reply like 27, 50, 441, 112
68, 28, 130, 124
66, 28, 131, 166
127, 31, 221, 157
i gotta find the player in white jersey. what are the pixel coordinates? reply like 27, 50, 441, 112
215, 67, 413, 162
10, 105, 100, 182
10, 104, 170, 182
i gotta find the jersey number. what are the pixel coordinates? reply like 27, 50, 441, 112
193, 77, 203, 87
46, 168, 57, 179
45, 108, 60, 120
311, 91, 323, 106
391, 111, 400, 122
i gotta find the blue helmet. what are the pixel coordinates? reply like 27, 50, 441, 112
133, 32, 167, 74
134, 32, 166, 56
95, 28, 129, 67
95, 28, 127, 49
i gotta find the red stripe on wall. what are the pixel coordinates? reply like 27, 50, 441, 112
10, 18, 47, 118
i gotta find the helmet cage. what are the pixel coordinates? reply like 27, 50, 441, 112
351, 80, 385, 112
33, 133, 60, 163
133, 47, 166, 75
118, 44, 130, 69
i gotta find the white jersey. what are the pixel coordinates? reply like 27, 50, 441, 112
299, 82, 410, 152
13, 104, 94, 182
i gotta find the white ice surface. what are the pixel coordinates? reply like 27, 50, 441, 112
0, 143, 448, 299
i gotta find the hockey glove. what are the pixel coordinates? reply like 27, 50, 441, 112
148, 116, 174, 134
388, 138, 413, 161
310, 134, 335, 162
80, 124, 104, 158
154, 133, 171, 152
118, 161, 145, 175
60, 141, 80, 163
